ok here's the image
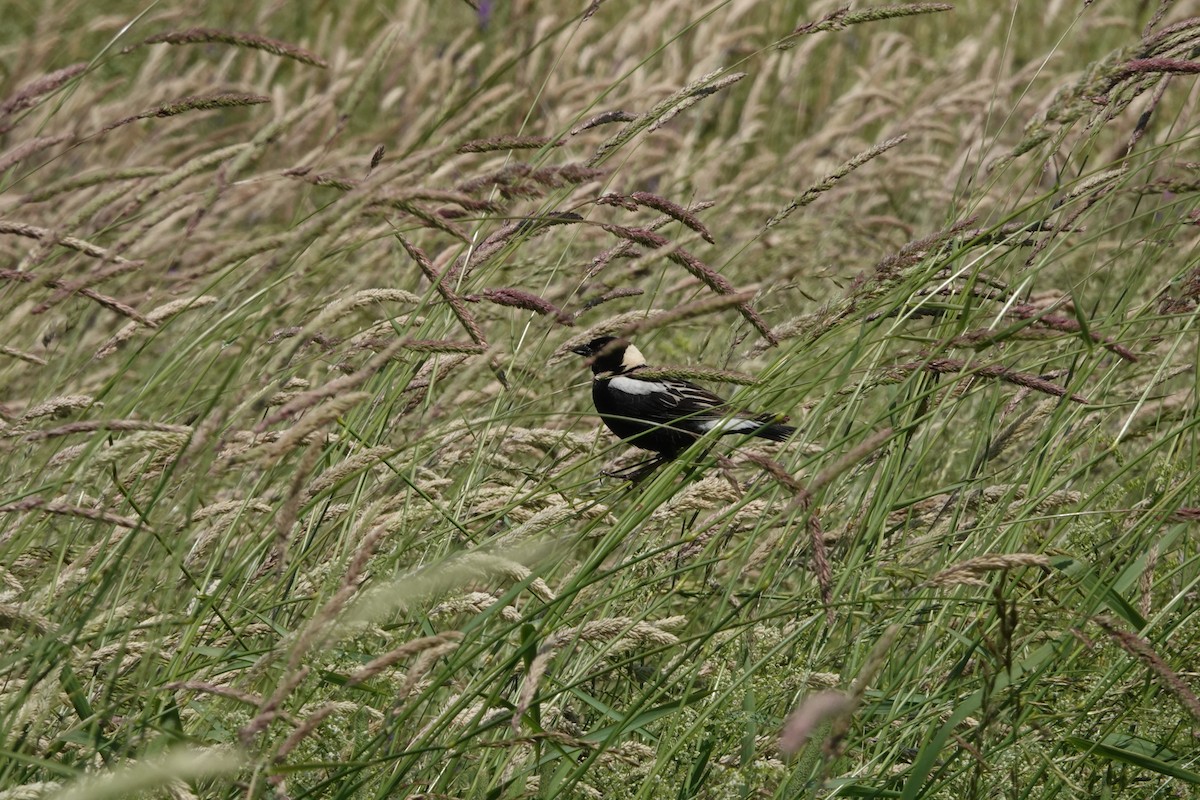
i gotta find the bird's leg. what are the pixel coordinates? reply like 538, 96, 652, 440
625, 457, 669, 484
602, 455, 666, 482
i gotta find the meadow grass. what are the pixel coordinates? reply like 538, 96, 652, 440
1, 1, 1199, 798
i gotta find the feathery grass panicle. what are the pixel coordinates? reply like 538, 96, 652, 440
571, 109, 638, 134
743, 431, 888, 618
628, 191, 715, 243
238, 666, 312, 745
779, 691, 851, 756
51, 748, 242, 800
924, 554, 1051, 589
273, 439, 326, 564
430, 592, 522, 622
18, 394, 97, 421
282, 167, 356, 191
287, 521, 399, 668
303, 287, 422, 334
892, 485, 1083, 527
0, 603, 52, 634
457, 135, 562, 153
141, 27, 328, 67
598, 224, 776, 343
99, 93, 271, 135
596, 192, 639, 211
468, 288, 575, 325
514, 617, 682, 730
990, 22, 1200, 172
588, 70, 745, 166
339, 21, 402, 122
2, 272, 150, 326
0, 220, 143, 266
618, 290, 757, 337
646, 72, 747, 133
556, 309, 664, 357
378, 187, 505, 214
578, 286, 644, 313
868, 217, 980, 283
1002, 303, 1138, 362
271, 702, 355, 768
250, 391, 371, 464
1120, 56, 1200, 78
778, 3, 954, 49
390, 199, 472, 241
635, 365, 758, 385
395, 233, 487, 345
444, 221, 535, 283
587, 200, 715, 278
984, 401, 1058, 460
1168, 507, 1200, 522
763, 135, 908, 232
212, 88, 333, 182
453, 553, 557, 602
489, 505, 577, 548
0, 134, 72, 175
0, 62, 87, 120
84, 430, 189, 472
346, 632, 465, 687
114, 143, 250, 218
32, 261, 148, 316
16, 419, 192, 442
165, 681, 268, 709
1093, 616, 1200, 722
302, 445, 396, 502
598, 223, 671, 250
889, 357, 1090, 404
649, 475, 742, 524
1138, 16, 1200, 56
320, 547, 553, 644
191, 499, 275, 522
399, 352, 475, 412
94, 296, 217, 358
455, 162, 536, 194
819, 624, 903, 758
809, 428, 893, 494
0, 345, 47, 365
258, 338, 411, 428
368, 143, 386, 172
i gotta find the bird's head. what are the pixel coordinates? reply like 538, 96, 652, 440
570, 335, 646, 375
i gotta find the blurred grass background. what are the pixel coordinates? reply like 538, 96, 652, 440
2, 1, 1199, 798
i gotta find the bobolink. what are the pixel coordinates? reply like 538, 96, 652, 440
571, 336, 794, 460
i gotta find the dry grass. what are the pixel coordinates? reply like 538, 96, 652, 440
2, 1, 1200, 798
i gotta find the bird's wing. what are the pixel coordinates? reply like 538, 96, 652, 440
606, 374, 728, 422
605, 372, 784, 437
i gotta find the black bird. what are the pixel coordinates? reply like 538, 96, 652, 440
570, 336, 794, 460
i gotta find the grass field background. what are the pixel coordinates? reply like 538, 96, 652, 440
2, 1, 1199, 798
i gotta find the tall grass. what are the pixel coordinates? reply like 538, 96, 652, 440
2, 2, 1199, 798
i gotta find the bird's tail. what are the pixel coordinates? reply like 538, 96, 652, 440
752, 414, 795, 442
755, 422, 795, 442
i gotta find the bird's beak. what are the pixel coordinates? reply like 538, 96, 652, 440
569, 344, 591, 357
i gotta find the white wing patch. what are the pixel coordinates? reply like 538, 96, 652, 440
696, 417, 760, 433
608, 376, 670, 396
